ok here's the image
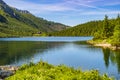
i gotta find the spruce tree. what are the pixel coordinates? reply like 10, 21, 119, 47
116, 14, 120, 25
112, 25, 120, 46
103, 15, 111, 38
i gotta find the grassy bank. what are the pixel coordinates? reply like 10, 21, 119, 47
6, 61, 113, 80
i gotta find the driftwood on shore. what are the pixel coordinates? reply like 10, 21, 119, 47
0, 66, 19, 79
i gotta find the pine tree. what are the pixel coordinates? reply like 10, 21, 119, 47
112, 25, 120, 46
116, 14, 120, 25
103, 15, 111, 38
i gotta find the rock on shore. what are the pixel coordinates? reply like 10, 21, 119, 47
0, 66, 19, 79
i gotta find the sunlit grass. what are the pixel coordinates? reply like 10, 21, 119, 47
6, 61, 113, 80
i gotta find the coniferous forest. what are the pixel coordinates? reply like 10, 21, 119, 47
51, 14, 120, 46
51, 14, 120, 37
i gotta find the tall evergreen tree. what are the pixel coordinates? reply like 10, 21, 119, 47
103, 15, 111, 38
112, 25, 120, 46
116, 14, 120, 25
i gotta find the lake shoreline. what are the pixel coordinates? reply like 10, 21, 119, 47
87, 40, 120, 50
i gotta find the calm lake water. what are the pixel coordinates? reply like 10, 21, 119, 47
0, 37, 120, 79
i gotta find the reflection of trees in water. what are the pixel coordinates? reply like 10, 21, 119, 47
115, 51, 120, 73
102, 48, 110, 68
102, 48, 120, 73
0, 41, 66, 65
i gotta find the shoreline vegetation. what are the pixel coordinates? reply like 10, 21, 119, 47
87, 40, 120, 50
4, 61, 113, 80
87, 14, 120, 50
49, 14, 120, 51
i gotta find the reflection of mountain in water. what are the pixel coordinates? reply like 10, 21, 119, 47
102, 48, 120, 73
0, 41, 66, 65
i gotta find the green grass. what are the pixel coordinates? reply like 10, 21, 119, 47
6, 61, 113, 80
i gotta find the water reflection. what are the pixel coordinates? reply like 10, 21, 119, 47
0, 40, 120, 78
102, 48, 111, 68
102, 48, 120, 73
0, 41, 66, 65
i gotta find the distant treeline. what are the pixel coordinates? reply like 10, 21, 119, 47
50, 14, 120, 46
50, 14, 119, 37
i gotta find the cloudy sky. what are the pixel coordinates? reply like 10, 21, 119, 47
3, 0, 120, 26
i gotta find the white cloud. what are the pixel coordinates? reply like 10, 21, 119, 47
3, 0, 120, 26
3, 0, 119, 15
63, 0, 106, 11
3, 0, 106, 13
3, 0, 75, 13
3, 0, 119, 16
80, 11, 120, 15
104, 2, 120, 6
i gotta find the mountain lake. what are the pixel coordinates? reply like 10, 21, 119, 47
0, 37, 120, 79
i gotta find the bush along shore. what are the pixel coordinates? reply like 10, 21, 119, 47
5, 61, 113, 80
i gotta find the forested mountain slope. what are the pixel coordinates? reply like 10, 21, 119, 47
51, 14, 120, 47
51, 18, 117, 36
0, 0, 68, 37
51, 20, 104, 36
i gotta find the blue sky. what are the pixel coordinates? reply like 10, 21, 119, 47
3, 0, 120, 26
